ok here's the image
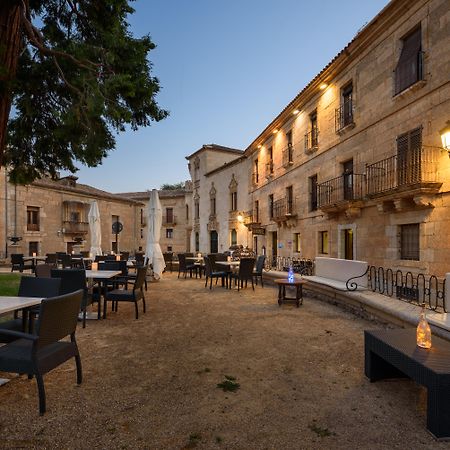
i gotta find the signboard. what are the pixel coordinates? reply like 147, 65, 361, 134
252, 227, 266, 235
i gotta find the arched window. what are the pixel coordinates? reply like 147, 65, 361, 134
230, 229, 237, 246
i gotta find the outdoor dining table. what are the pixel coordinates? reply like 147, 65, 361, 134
85, 270, 122, 319
23, 256, 47, 266
186, 257, 205, 278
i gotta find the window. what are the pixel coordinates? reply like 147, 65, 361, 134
71, 211, 81, 223
140, 228, 144, 239
254, 159, 259, 184
395, 26, 422, 95
294, 233, 301, 253
194, 200, 199, 219
166, 228, 173, 239
309, 175, 318, 211
210, 197, 216, 215
230, 191, 237, 212
342, 159, 354, 200
310, 111, 318, 147
266, 147, 274, 175
286, 186, 294, 214
29, 241, 38, 255
400, 224, 420, 260
140, 208, 144, 226
167, 246, 173, 252
186, 204, 189, 220
286, 130, 293, 163
195, 232, 200, 252
269, 194, 274, 219
27, 206, 40, 231
254, 200, 259, 223
166, 208, 174, 224
342, 82, 353, 127
230, 229, 237, 246
319, 231, 329, 254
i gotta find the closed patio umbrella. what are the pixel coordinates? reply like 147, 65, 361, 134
88, 201, 102, 258
145, 189, 166, 280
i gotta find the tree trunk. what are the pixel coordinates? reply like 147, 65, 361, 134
0, 0, 23, 169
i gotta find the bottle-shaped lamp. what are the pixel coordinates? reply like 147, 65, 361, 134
416, 304, 432, 349
288, 265, 294, 283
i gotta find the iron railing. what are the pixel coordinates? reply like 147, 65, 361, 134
335, 98, 354, 133
366, 146, 440, 196
394, 51, 424, 95
244, 210, 260, 225
282, 144, 294, 166
162, 215, 177, 226
366, 266, 446, 312
252, 172, 259, 185
317, 173, 364, 207
272, 197, 295, 220
304, 128, 319, 151
265, 161, 274, 178
62, 221, 89, 234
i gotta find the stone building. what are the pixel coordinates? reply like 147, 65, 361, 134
120, 184, 193, 255
185, 144, 248, 253
0, 169, 143, 258
187, 0, 450, 276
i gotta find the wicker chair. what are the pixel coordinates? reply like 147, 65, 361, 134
177, 253, 198, 278
253, 255, 266, 287
230, 258, 256, 291
0, 277, 62, 341
11, 254, 34, 273
104, 266, 147, 319
204, 256, 227, 289
51, 269, 92, 328
35, 264, 53, 278
0, 290, 84, 414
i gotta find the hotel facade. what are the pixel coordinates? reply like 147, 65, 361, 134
186, 0, 450, 276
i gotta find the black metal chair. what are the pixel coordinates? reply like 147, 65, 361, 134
0, 290, 83, 414
253, 255, 266, 287
204, 256, 227, 289
58, 254, 72, 269
45, 253, 57, 266
51, 269, 92, 328
104, 266, 147, 319
11, 254, 34, 273
0, 277, 62, 342
163, 252, 174, 272
230, 258, 256, 291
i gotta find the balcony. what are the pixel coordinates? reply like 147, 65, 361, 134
272, 197, 297, 224
162, 216, 177, 226
317, 173, 365, 215
366, 146, 442, 208
282, 144, 294, 167
251, 172, 259, 185
244, 209, 260, 227
304, 129, 319, 153
62, 221, 89, 235
335, 99, 355, 134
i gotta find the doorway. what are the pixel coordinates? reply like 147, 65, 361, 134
210, 230, 218, 253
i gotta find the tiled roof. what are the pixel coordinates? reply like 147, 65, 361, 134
32, 178, 143, 204
118, 189, 190, 200
185, 143, 243, 160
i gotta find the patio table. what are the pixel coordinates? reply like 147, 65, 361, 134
85, 270, 122, 319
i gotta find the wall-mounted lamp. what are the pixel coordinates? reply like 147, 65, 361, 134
237, 213, 244, 223
292, 109, 299, 115
439, 121, 450, 154
319, 83, 328, 90
272, 129, 279, 135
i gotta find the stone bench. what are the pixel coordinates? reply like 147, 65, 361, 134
303, 257, 368, 291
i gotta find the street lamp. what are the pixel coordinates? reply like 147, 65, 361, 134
440, 121, 450, 154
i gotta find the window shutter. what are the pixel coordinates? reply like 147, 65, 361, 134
395, 27, 422, 93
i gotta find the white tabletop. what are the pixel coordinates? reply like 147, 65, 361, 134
0, 296, 43, 315
216, 261, 240, 267
23, 256, 47, 261
85, 270, 122, 279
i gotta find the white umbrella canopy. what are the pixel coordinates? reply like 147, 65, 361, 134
88, 201, 102, 258
145, 189, 166, 279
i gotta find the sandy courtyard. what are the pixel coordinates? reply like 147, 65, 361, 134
0, 272, 445, 449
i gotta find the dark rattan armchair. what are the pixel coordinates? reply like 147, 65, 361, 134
0, 290, 83, 414
230, 258, 256, 291
204, 255, 227, 289
253, 255, 266, 287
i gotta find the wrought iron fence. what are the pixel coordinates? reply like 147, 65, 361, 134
282, 144, 294, 166
263, 256, 314, 274
272, 197, 295, 220
335, 98, 354, 132
367, 266, 446, 312
317, 173, 364, 207
366, 146, 441, 196
304, 128, 319, 151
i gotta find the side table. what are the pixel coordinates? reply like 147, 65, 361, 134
274, 279, 307, 307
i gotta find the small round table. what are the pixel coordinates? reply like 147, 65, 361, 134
274, 279, 307, 307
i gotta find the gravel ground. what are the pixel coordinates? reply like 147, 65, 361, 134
0, 272, 446, 449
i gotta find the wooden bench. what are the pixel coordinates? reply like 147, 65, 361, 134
303, 257, 368, 291
365, 328, 450, 439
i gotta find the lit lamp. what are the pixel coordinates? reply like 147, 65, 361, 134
116, 254, 121, 261
287, 265, 294, 283
237, 213, 244, 223
32, 252, 36, 257
91, 262, 98, 271
440, 121, 450, 154
416, 304, 432, 349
